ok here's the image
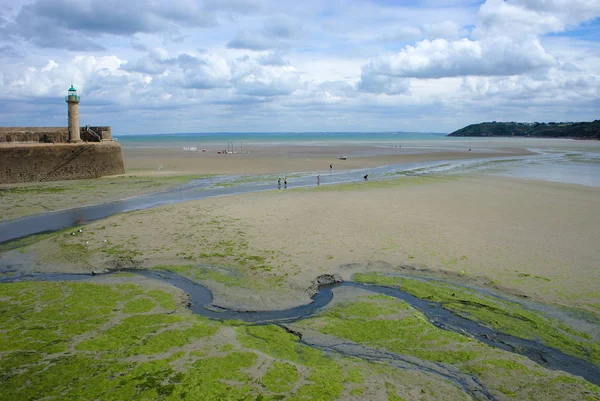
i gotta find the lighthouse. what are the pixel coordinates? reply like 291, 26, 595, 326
65, 85, 81, 142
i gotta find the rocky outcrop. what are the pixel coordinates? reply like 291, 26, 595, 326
306, 273, 343, 297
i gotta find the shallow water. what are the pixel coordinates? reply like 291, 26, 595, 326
2, 268, 598, 386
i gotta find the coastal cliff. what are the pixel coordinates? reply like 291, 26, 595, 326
448, 120, 600, 139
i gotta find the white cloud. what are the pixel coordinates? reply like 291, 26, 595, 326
357, 72, 410, 95
163, 53, 232, 90
361, 37, 555, 80
227, 15, 303, 50
232, 57, 302, 96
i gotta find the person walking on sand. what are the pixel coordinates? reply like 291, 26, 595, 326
330, 164, 332, 171
278, 178, 281, 189
284, 177, 288, 188
317, 175, 320, 186
363, 174, 369, 181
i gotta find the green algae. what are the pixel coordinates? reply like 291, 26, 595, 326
219, 343, 234, 352
52, 242, 90, 263
345, 367, 364, 384
354, 272, 600, 365
101, 243, 143, 260
3, 279, 367, 401
237, 325, 345, 401
167, 352, 257, 400
0, 174, 214, 222
386, 382, 407, 401
260, 361, 300, 393
2, 277, 598, 401
294, 294, 600, 401
123, 297, 156, 313
146, 288, 178, 310
126, 323, 218, 356
0, 228, 72, 254
307, 295, 479, 364
0, 280, 261, 400
76, 314, 185, 354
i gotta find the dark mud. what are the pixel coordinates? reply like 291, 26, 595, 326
1, 268, 598, 387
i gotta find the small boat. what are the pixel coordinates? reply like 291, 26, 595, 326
338, 156, 347, 160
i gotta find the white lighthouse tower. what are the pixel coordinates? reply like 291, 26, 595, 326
65, 85, 81, 142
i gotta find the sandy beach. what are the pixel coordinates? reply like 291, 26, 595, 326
1, 141, 532, 221
2, 138, 599, 401
5, 139, 598, 311
122, 143, 532, 175
19, 173, 600, 312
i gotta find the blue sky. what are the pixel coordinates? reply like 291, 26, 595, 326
0, 0, 598, 134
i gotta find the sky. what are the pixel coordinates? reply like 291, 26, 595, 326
0, 0, 598, 135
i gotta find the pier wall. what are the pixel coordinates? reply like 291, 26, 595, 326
0, 142, 125, 184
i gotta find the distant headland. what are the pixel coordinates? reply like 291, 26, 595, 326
448, 120, 600, 139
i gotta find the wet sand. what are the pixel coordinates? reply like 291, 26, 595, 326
122, 143, 531, 175
19, 174, 600, 312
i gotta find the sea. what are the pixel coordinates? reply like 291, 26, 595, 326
117, 132, 600, 188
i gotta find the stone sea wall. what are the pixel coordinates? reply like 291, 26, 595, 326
0, 142, 125, 184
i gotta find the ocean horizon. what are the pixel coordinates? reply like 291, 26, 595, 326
116, 131, 452, 146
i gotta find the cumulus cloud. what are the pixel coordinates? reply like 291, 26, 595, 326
363, 37, 556, 79
357, 72, 410, 95
476, 0, 600, 38
511, 0, 600, 27
316, 80, 357, 99
227, 15, 303, 50
227, 28, 278, 51
462, 68, 599, 101
232, 56, 302, 96
258, 51, 290, 66
359, 0, 590, 87
0, 55, 128, 100
1, 0, 270, 50
161, 53, 232, 90
121, 48, 173, 75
